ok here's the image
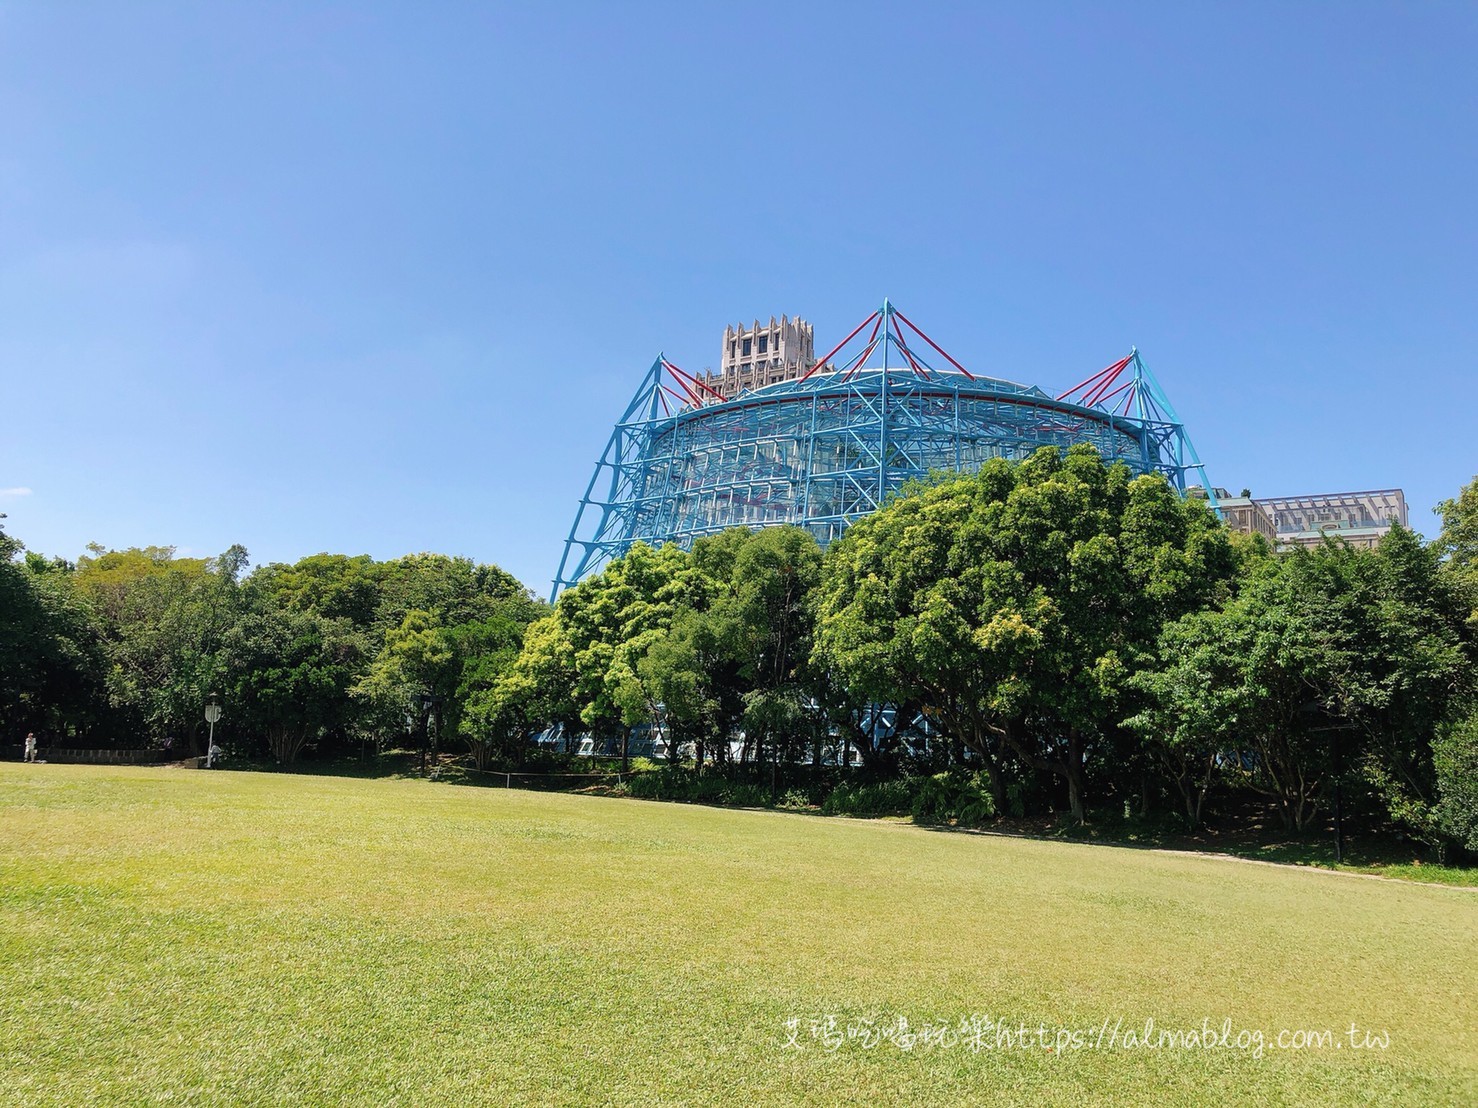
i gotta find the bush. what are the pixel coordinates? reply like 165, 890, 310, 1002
1434, 716, 1478, 857
778, 787, 813, 811
622, 768, 775, 808
626, 768, 998, 825
820, 778, 916, 818
624, 768, 696, 801
725, 783, 772, 808
910, 771, 997, 827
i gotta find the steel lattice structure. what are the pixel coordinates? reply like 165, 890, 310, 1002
554, 301, 1215, 597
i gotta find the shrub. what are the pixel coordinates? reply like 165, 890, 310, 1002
624, 768, 694, 801
724, 783, 772, 808
1434, 716, 1478, 857
622, 768, 776, 808
820, 778, 916, 818
628, 768, 998, 825
910, 772, 997, 827
779, 788, 813, 811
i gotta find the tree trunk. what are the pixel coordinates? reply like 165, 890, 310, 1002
1066, 772, 1085, 825
1065, 731, 1087, 824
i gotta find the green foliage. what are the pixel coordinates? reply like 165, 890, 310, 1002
621, 767, 769, 807
7, 461, 1475, 855
814, 773, 997, 824
778, 787, 813, 810
223, 606, 358, 765
1434, 715, 1478, 856
0, 526, 107, 739
1133, 526, 1476, 834
516, 541, 709, 739
814, 444, 1238, 823
1436, 474, 1478, 575
820, 778, 916, 818
2, 526, 540, 760
909, 771, 997, 826
71, 543, 248, 747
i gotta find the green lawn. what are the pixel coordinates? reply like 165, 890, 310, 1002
1, 764, 1474, 1106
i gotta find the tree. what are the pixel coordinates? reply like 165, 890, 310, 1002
354, 610, 459, 765
634, 527, 825, 773
815, 445, 1236, 821
225, 606, 353, 765
637, 604, 744, 769
251, 553, 383, 627
250, 550, 540, 758
1134, 528, 1476, 834
1435, 475, 1478, 574
721, 527, 824, 768
0, 524, 108, 740
814, 462, 1024, 807
1433, 715, 1478, 857
1127, 608, 1248, 828
498, 542, 712, 764
1351, 528, 1476, 835
73, 543, 249, 750
450, 608, 541, 770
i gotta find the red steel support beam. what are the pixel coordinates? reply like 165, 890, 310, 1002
1082, 360, 1133, 408
799, 310, 880, 382
892, 308, 976, 380
663, 358, 727, 404
1057, 355, 1131, 404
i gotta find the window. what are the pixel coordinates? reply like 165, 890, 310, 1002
742, 338, 752, 356
758, 336, 768, 353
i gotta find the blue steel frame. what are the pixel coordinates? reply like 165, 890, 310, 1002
553, 302, 1215, 597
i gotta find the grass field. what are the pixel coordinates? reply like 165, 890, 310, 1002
1, 764, 1474, 1106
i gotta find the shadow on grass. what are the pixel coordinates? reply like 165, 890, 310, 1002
912, 810, 1478, 887
212, 751, 1478, 887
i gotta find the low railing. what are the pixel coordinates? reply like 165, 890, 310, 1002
36, 748, 174, 765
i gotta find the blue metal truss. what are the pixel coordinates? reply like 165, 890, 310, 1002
553, 301, 1215, 597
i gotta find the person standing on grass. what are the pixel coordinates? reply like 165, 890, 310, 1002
24, 732, 37, 762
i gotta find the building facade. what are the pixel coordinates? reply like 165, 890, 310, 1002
555, 303, 1214, 595
701, 315, 816, 398
1216, 488, 1408, 550
1216, 494, 1279, 544
1256, 489, 1408, 550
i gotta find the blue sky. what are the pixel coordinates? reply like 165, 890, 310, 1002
2, 2, 1475, 592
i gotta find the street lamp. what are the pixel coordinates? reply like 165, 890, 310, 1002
204, 693, 222, 769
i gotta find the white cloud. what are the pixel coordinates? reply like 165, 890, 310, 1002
0, 486, 33, 497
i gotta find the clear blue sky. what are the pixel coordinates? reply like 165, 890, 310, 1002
3, 2, 1475, 592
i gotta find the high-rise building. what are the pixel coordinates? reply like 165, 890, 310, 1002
701, 315, 816, 398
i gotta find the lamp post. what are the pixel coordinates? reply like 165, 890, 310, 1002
204, 694, 222, 769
